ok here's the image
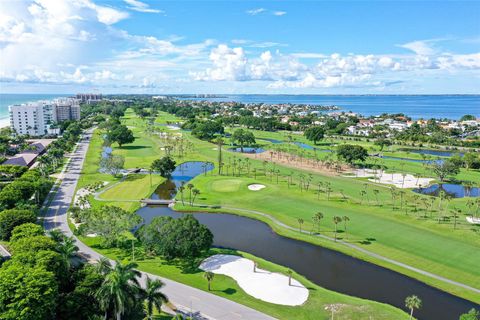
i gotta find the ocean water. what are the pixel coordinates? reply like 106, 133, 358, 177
179, 95, 480, 120
0, 94, 71, 120
1, 94, 478, 121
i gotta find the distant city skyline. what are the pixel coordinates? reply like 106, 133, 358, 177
1, 0, 479, 94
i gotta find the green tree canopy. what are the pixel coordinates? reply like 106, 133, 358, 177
304, 126, 325, 145
460, 114, 476, 121
100, 153, 125, 176
336, 144, 369, 164
138, 214, 213, 260
78, 206, 141, 247
374, 138, 392, 151
9, 223, 44, 242
232, 129, 256, 152
151, 156, 176, 178
10, 235, 57, 255
460, 308, 480, 320
429, 158, 460, 182
192, 121, 224, 140
0, 209, 36, 240
107, 124, 135, 147
0, 264, 58, 320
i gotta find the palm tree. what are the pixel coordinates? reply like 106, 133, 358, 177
144, 277, 168, 320
405, 295, 422, 320
312, 212, 324, 234
96, 260, 142, 320
192, 188, 200, 206
187, 183, 194, 205
333, 216, 342, 242
48, 229, 66, 243
342, 216, 350, 239
373, 189, 380, 206
359, 190, 367, 204
286, 269, 293, 286
297, 218, 304, 232
179, 183, 185, 206
96, 257, 112, 275
57, 236, 79, 271
203, 271, 214, 291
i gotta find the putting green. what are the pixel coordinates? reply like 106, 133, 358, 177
211, 179, 243, 192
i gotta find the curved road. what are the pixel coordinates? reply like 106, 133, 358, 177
43, 130, 274, 320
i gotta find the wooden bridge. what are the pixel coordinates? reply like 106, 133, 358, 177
140, 199, 176, 205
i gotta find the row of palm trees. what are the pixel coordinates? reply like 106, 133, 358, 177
297, 212, 350, 242
178, 182, 201, 206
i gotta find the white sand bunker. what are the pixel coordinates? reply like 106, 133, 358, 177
167, 125, 180, 130
347, 169, 433, 188
466, 216, 480, 224
248, 184, 266, 191
200, 254, 308, 306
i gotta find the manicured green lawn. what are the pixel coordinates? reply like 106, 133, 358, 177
98, 174, 165, 201
80, 236, 408, 320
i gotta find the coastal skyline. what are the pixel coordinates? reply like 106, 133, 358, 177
1, 0, 479, 94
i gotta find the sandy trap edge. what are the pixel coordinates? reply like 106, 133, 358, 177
200, 254, 309, 306
248, 184, 266, 191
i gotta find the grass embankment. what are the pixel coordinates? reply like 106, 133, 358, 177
80, 236, 408, 320
78, 110, 480, 305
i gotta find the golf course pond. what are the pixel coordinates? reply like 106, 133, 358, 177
228, 147, 266, 153
399, 148, 464, 157
414, 183, 480, 198
135, 161, 479, 320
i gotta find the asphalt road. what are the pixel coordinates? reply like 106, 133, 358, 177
43, 129, 275, 320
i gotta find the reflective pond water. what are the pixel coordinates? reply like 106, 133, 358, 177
381, 155, 444, 164
290, 142, 333, 153
400, 148, 464, 157
259, 138, 282, 144
136, 161, 479, 320
101, 146, 112, 158
228, 147, 266, 153
414, 183, 480, 198
150, 161, 214, 200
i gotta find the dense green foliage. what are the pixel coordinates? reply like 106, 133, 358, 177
231, 129, 256, 151
138, 214, 213, 260
151, 156, 176, 178
460, 309, 480, 320
304, 126, 325, 145
191, 120, 224, 140
100, 153, 125, 176
77, 206, 141, 247
0, 209, 36, 240
336, 144, 369, 164
107, 124, 135, 147
429, 159, 461, 182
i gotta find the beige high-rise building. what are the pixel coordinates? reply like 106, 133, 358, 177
54, 98, 81, 121
76, 93, 102, 104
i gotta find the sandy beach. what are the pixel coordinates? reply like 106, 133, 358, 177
0, 117, 10, 129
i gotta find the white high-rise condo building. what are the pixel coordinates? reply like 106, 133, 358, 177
9, 101, 57, 136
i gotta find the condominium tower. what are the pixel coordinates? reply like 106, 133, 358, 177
9, 101, 56, 136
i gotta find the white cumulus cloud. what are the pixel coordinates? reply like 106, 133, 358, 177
124, 0, 163, 13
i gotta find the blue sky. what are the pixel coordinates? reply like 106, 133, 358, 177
1, 0, 479, 94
